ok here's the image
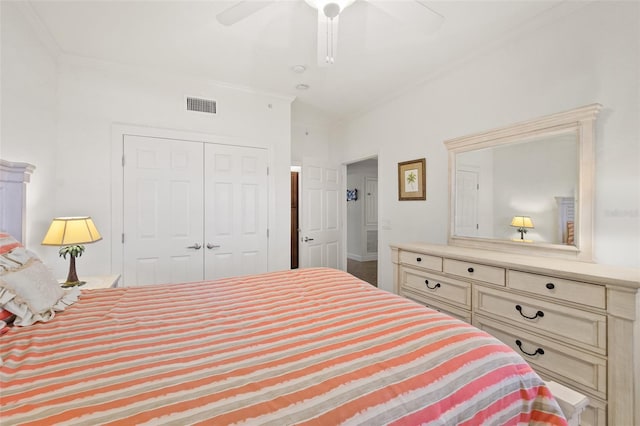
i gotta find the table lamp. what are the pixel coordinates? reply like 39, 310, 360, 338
510, 216, 534, 241
42, 216, 102, 287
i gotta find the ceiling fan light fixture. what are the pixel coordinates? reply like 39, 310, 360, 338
324, 3, 341, 19
304, 0, 356, 17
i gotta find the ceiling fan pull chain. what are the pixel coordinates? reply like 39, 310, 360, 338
322, 2, 340, 64
329, 19, 335, 64
326, 18, 330, 63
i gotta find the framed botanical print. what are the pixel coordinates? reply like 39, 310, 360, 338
398, 158, 426, 201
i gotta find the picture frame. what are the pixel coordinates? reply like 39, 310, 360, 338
398, 158, 426, 201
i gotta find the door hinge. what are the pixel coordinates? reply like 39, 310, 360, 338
122, 155, 125, 167
267, 229, 269, 238
476, 224, 479, 230
477, 183, 479, 190
122, 233, 125, 243
267, 166, 269, 176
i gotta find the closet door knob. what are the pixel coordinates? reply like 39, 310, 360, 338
206, 243, 220, 249
546, 283, 555, 290
187, 243, 202, 250
467, 267, 474, 273
416, 257, 422, 262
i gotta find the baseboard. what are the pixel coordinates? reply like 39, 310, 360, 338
347, 253, 363, 261
348, 253, 378, 262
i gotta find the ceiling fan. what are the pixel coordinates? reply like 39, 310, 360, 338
216, 0, 444, 66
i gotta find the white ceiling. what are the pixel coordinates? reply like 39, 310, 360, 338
27, 0, 570, 121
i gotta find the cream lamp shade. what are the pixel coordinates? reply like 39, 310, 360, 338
510, 216, 534, 229
42, 217, 102, 246
42, 217, 102, 286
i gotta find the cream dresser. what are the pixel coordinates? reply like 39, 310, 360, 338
391, 242, 640, 426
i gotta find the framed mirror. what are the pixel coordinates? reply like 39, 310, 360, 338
445, 104, 601, 261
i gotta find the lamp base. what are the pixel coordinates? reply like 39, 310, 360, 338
61, 281, 86, 288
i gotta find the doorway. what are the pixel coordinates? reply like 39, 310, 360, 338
346, 157, 378, 286
290, 170, 299, 269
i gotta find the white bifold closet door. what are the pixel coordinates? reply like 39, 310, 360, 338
123, 135, 268, 286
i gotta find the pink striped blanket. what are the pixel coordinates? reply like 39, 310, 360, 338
1, 268, 566, 425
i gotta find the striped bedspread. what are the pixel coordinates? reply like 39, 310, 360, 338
1, 268, 566, 425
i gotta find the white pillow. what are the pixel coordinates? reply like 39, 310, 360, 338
0, 234, 79, 326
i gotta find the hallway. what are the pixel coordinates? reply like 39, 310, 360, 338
347, 259, 377, 287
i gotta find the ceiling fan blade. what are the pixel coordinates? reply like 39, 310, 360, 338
366, 0, 444, 35
216, 1, 275, 26
316, 9, 340, 66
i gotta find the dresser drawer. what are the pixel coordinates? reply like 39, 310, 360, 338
474, 285, 607, 354
402, 267, 471, 308
508, 270, 605, 309
474, 315, 607, 399
443, 259, 505, 286
399, 251, 442, 271
402, 290, 471, 323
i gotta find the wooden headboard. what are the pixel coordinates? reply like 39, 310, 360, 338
0, 159, 35, 243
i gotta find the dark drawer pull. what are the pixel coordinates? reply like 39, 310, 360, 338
515, 305, 544, 320
467, 267, 474, 273
546, 283, 555, 290
416, 257, 422, 262
425, 279, 441, 290
515, 339, 544, 357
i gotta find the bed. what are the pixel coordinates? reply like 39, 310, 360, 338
0, 255, 567, 425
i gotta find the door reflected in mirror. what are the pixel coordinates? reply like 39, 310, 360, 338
454, 132, 578, 245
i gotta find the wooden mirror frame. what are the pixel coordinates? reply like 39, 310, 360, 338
445, 104, 602, 261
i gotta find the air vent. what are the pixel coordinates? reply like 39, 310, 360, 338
186, 97, 217, 114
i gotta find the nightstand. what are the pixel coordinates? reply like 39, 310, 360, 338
59, 274, 121, 290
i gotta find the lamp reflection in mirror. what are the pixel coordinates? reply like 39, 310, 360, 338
511, 216, 534, 241
42, 217, 102, 287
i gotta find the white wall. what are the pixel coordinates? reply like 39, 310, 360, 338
291, 100, 333, 164
0, 2, 58, 252
2, 4, 293, 279
333, 1, 640, 292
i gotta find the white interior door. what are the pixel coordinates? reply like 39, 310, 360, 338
365, 177, 378, 226
455, 169, 479, 237
204, 144, 268, 279
300, 158, 341, 269
364, 177, 378, 258
123, 135, 204, 285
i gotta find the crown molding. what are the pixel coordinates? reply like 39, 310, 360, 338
57, 53, 295, 104
14, 1, 62, 60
